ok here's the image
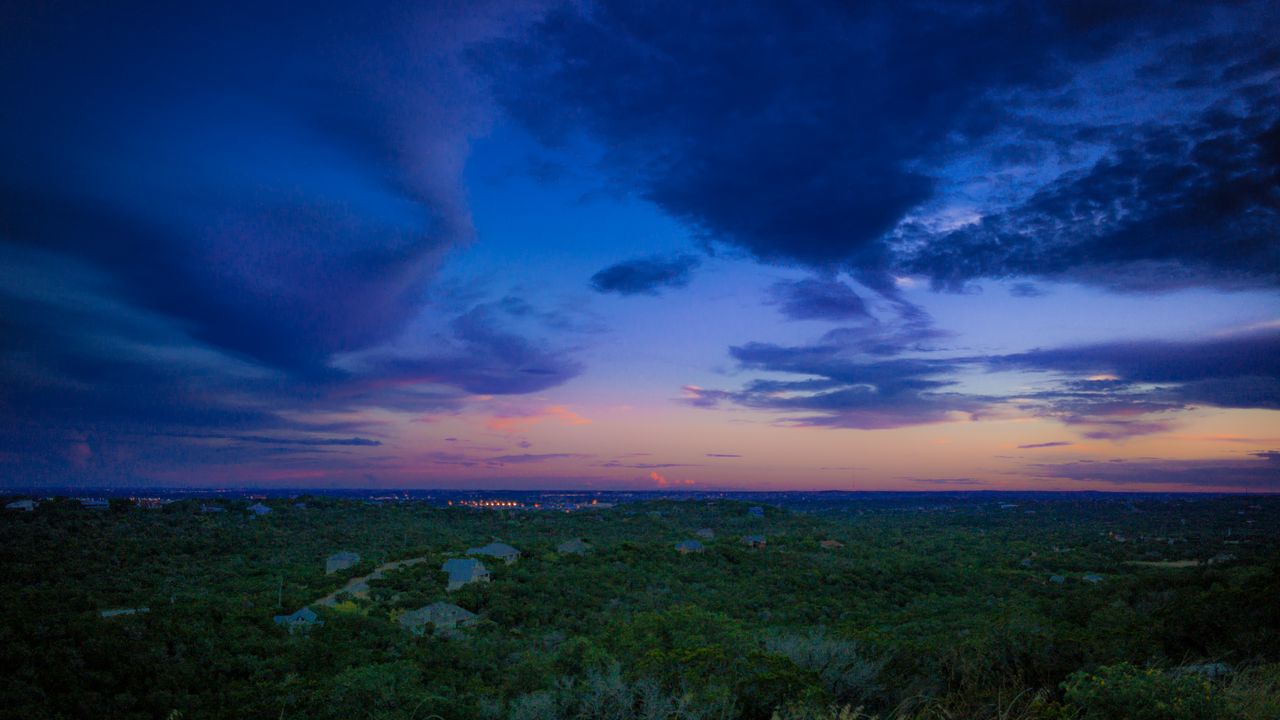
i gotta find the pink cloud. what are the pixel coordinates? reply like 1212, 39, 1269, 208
486, 405, 592, 433
649, 470, 694, 487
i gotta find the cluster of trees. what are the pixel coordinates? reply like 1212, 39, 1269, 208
0, 494, 1276, 719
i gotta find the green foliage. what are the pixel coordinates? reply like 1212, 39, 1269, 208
1062, 663, 1226, 720
0, 495, 1277, 720
322, 661, 437, 720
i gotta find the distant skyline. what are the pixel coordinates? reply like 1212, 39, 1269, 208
2, 1, 1278, 492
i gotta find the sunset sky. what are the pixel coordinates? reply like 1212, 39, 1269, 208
2, 1, 1278, 491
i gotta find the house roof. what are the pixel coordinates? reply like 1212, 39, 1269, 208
273, 607, 320, 625
743, 534, 766, 543
675, 540, 704, 551
466, 542, 519, 558
442, 558, 488, 582
325, 551, 362, 574
399, 602, 477, 630
246, 502, 271, 514
558, 538, 589, 554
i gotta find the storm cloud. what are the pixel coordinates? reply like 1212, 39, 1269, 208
481, 1, 1278, 291
0, 3, 576, 485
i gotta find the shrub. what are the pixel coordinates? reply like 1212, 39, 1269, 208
1061, 663, 1227, 720
765, 629, 883, 707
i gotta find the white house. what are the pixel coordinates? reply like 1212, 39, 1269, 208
398, 602, 478, 636
442, 558, 491, 591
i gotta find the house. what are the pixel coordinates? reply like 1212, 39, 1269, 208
246, 502, 272, 516
1049, 575, 1066, 584
1019, 558, 1033, 568
466, 542, 521, 564
100, 607, 149, 618
742, 534, 766, 549
819, 539, 844, 549
1207, 553, 1237, 565
442, 558, 491, 591
557, 538, 589, 555
79, 498, 109, 510
325, 551, 361, 574
398, 602, 478, 636
273, 607, 322, 631
199, 504, 225, 513
5, 499, 36, 512
1082, 573, 1103, 584
675, 540, 704, 554
696, 528, 715, 539
748, 506, 765, 518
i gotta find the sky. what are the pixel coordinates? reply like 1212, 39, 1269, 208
1, 0, 1278, 492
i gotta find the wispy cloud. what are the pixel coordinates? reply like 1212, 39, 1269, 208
486, 405, 592, 433
488, 453, 591, 465
590, 255, 701, 296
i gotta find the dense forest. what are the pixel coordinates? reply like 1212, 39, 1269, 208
1, 494, 1277, 720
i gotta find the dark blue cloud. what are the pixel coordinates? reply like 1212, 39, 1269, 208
598, 460, 694, 469
0, 246, 580, 484
0, 3, 590, 485
704, 343, 987, 429
2, 3, 501, 374
906, 98, 1280, 291
1009, 283, 1047, 298
171, 434, 384, 447
689, 328, 1280, 433
480, 0, 1276, 291
353, 303, 584, 399
1028, 455, 1280, 490
993, 329, 1280, 409
488, 453, 591, 464
899, 477, 989, 486
590, 254, 700, 295
769, 278, 870, 321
